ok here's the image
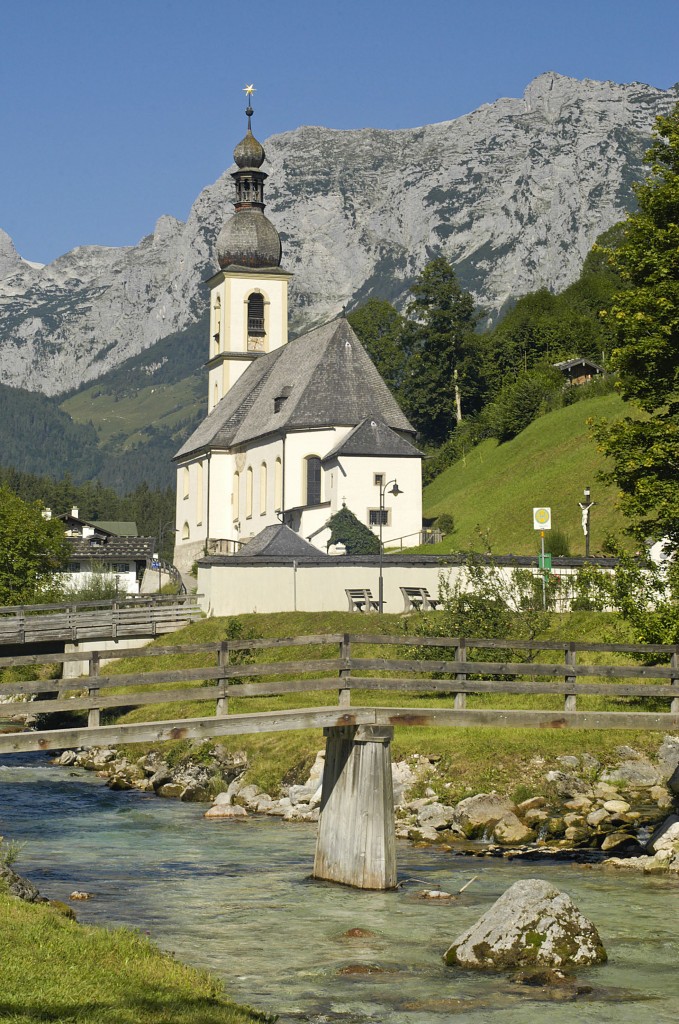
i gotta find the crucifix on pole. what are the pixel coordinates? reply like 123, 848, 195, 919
578, 486, 595, 558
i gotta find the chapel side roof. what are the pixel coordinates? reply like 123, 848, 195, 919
239, 524, 325, 558
322, 416, 423, 462
174, 318, 415, 460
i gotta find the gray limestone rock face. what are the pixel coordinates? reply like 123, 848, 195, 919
443, 878, 607, 970
0, 864, 43, 903
1, 74, 677, 395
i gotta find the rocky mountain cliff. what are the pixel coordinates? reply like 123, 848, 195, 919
1, 72, 677, 396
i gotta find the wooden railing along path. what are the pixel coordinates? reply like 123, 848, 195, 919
1, 632, 678, 754
0, 594, 202, 646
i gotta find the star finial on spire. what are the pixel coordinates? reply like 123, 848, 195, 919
243, 84, 255, 129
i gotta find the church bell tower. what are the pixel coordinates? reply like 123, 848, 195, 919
207, 87, 292, 413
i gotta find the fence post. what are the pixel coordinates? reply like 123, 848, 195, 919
454, 639, 467, 709
87, 651, 101, 729
18, 606, 25, 645
671, 649, 679, 715
216, 641, 229, 717
338, 633, 351, 707
564, 644, 577, 712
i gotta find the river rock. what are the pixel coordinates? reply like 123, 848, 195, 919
586, 808, 610, 828
517, 797, 547, 813
392, 760, 418, 805
599, 831, 641, 853
602, 799, 631, 815
0, 864, 43, 903
656, 735, 679, 780
544, 771, 590, 798
156, 783, 184, 799
204, 803, 248, 819
452, 792, 516, 838
418, 802, 455, 830
646, 815, 679, 854
601, 761, 660, 788
149, 766, 173, 789
443, 879, 607, 970
492, 814, 536, 846
56, 750, 78, 766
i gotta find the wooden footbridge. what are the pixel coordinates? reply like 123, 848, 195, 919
0, 594, 202, 647
1, 632, 677, 889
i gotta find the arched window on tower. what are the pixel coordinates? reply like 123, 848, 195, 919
305, 456, 322, 506
213, 295, 221, 353
247, 292, 266, 351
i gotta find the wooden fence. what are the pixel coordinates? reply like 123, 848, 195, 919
1, 633, 678, 751
0, 594, 202, 645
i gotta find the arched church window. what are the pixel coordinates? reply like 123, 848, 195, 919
213, 295, 221, 352
247, 292, 265, 336
246, 466, 253, 518
259, 462, 267, 515
233, 472, 240, 520
305, 456, 322, 506
196, 461, 204, 525
274, 457, 282, 512
182, 522, 190, 540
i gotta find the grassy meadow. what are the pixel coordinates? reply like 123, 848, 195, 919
418, 392, 636, 556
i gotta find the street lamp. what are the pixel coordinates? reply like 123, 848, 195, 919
378, 479, 402, 613
578, 486, 595, 558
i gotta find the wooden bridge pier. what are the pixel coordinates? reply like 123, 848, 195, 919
313, 724, 397, 890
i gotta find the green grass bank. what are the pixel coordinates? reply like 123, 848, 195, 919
0, 892, 271, 1024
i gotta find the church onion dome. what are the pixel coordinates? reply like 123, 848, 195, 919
216, 88, 282, 271
217, 209, 282, 269
234, 129, 265, 169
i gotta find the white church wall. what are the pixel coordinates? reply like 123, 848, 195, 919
174, 453, 209, 574
329, 455, 422, 547
233, 437, 285, 540
283, 428, 350, 510
197, 559, 455, 616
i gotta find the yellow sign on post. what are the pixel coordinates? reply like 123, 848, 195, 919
533, 507, 552, 530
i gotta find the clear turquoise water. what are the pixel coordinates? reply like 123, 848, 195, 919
1, 754, 677, 1023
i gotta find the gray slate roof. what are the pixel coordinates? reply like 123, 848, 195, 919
322, 416, 422, 461
68, 536, 155, 560
175, 318, 415, 460
239, 524, 324, 558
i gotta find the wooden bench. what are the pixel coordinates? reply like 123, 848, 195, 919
346, 589, 379, 612
400, 587, 441, 612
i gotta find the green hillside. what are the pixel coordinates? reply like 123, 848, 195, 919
421, 392, 637, 556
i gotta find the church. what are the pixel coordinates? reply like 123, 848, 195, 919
173, 95, 423, 575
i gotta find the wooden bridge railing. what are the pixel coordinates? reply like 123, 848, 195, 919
1, 633, 679, 740
0, 594, 202, 645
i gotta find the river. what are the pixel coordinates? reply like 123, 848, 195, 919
1, 753, 677, 1023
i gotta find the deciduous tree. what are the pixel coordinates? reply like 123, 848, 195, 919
0, 488, 69, 605
593, 104, 679, 550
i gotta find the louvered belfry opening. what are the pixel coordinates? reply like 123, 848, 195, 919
247, 292, 265, 336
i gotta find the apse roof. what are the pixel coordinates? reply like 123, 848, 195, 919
322, 416, 423, 461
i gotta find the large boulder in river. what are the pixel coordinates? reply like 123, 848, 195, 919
443, 879, 606, 970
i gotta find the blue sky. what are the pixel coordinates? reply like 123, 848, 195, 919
1, 0, 677, 264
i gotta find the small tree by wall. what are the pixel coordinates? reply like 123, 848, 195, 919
326, 505, 381, 555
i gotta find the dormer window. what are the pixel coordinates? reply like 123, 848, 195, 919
274, 386, 292, 413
